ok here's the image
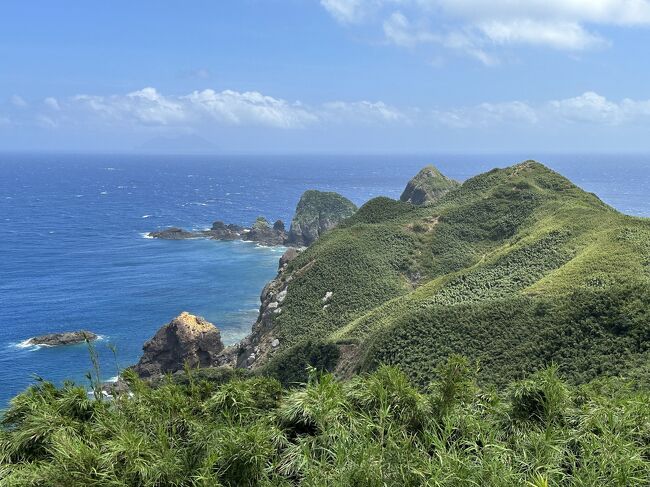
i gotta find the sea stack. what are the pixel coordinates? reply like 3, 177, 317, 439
133, 312, 225, 378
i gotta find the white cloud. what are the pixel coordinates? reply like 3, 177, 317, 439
322, 0, 650, 62
320, 0, 375, 23
432, 92, 650, 128
36, 114, 57, 128
430, 0, 650, 25
73, 87, 187, 126
10, 95, 27, 107
12, 87, 650, 133
442, 31, 499, 66
477, 19, 606, 50
433, 100, 538, 127
44, 97, 60, 110
383, 11, 438, 47
323, 100, 409, 123
549, 91, 650, 124
65, 87, 412, 129
183, 89, 317, 128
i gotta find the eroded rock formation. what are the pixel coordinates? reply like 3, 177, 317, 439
133, 312, 224, 378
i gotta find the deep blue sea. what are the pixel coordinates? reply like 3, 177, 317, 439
1, 153, 649, 407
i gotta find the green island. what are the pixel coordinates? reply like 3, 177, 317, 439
2, 161, 649, 486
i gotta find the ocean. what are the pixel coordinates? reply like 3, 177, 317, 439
1, 153, 649, 407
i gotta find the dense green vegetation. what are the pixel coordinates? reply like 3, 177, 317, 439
2, 360, 649, 486
3, 160, 649, 485
263, 161, 650, 386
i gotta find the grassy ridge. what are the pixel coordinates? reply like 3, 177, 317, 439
261, 161, 650, 386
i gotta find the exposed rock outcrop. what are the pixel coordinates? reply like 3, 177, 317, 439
286, 190, 357, 246
243, 217, 286, 246
400, 165, 459, 206
26, 330, 98, 347
149, 218, 286, 246
133, 312, 224, 378
149, 190, 356, 248
149, 227, 198, 240
215, 247, 301, 369
208, 221, 245, 240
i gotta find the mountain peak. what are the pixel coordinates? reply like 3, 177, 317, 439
400, 165, 460, 206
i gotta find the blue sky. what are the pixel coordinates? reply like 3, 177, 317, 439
2, 0, 650, 152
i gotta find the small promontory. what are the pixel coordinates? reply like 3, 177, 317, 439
133, 312, 225, 378
286, 190, 358, 246
26, 330, 98, 347
400, 165, 459, 205
148, 190, 356, 248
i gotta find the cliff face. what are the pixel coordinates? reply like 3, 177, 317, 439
133, 312, 224, 378
215, 247, 300, 369
286, 190, 357, 246
400, 165, 459, 205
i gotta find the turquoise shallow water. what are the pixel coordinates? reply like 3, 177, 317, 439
1, 153, 649, 406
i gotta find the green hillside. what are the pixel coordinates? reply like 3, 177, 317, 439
3, 160, 649, 486
262, 161, 650, 386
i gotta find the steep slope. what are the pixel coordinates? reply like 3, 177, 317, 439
253, 161, 650, 386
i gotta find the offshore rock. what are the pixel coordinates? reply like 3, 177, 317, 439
148, 218, 286, 246
26, 330, 97, 347
242, 217, 286, 246
133, 312, 224, 378
148, 227, 198, 240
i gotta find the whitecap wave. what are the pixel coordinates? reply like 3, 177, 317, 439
142, 214, 153, 219
12, 339, 46, 351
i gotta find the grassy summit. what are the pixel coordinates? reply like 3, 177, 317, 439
263, 161, 650, 386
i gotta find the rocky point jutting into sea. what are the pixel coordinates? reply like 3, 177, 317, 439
127, 164, 460, 381
116, 161, 650, 396
148, 189, 358, 247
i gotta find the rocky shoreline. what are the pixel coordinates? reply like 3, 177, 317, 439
149, 217, 288, 246
111, 168, 462, 384
100, 189, 364, 385
148, 189, 358, 247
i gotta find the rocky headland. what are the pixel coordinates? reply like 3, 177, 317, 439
147, 190, 357, 247
25, 330, 98, 347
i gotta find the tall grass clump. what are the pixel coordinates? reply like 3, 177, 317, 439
1, 357, 648, 486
